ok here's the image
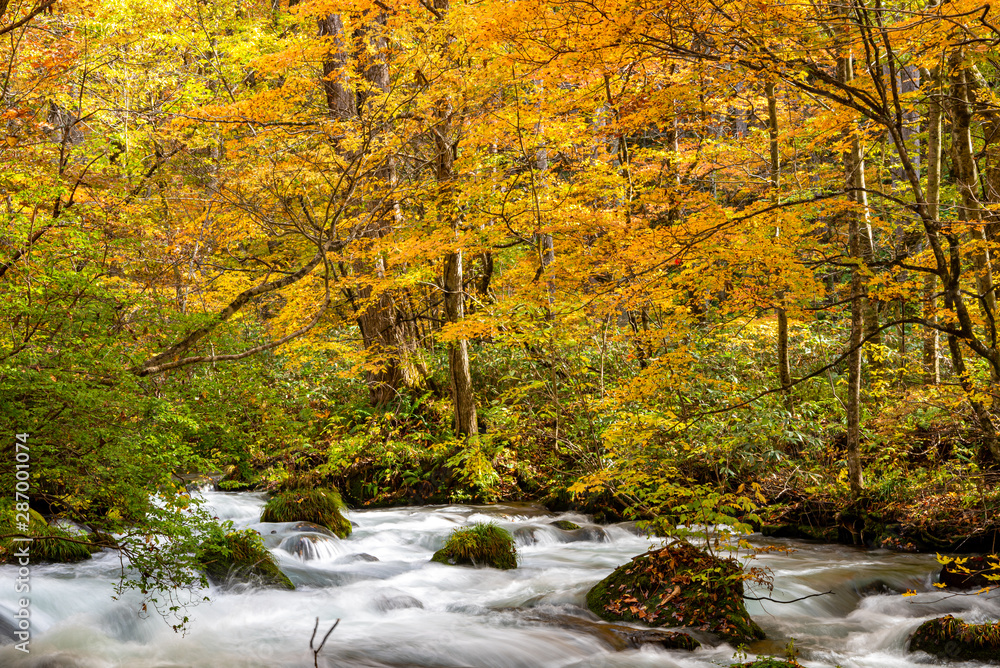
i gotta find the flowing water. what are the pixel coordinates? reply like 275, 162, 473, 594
1, 491, 997, 667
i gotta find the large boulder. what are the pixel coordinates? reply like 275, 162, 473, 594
586, 541, 765, 644
198, 528, 294, 590
431, 523, 518, 569
260, 488, 351, 538
908, 615, 1000, 663
939, 555, 1000, 589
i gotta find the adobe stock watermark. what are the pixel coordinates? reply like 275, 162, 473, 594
11, 432, 31, 653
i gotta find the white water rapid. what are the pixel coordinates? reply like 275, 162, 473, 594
1, 490, 997, 667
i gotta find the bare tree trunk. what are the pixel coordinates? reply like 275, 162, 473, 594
839, 20, 864, 494
950, 51, 998, 323
427, 0, 478, 435
321, 12, 418, 407
767, 81, 793, 401
921, 64, 942, 385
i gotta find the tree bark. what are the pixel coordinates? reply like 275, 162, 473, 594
767, 81, 793, 402
921, 65, 942, 385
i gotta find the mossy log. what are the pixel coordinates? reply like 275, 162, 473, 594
586, 541, 765, 644
431, 523, 518, 569
260, 488, 351, 538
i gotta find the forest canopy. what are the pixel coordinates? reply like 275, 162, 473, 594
2, 0, 1000, 611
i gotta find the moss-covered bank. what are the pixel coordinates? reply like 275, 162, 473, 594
0, 508, 94, 564
586, 541, 764, 644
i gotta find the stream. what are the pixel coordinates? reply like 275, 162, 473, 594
1, 490, 998, 667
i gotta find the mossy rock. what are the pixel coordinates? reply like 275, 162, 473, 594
551, 520, 581, 531
761, 523, 837, 542
0, 508, 93, 564
731, 659, 803, 668
586, 541, 765, 644
431, 522, 518, 569
198, 528, 294, 590
908, 614, 1000, 662
260, 488, 351, 538
939, 555, 1000, 589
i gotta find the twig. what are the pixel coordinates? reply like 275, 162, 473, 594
310, 617, 340, 668
745, 590, 835, 603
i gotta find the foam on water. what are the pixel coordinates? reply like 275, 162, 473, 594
0, 492, 996, 667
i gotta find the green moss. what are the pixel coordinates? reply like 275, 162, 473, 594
0, 507, 93, 564
551, 520, 581, 531
197, 528, 294, 590
586, 541, 765, 645
731, 659, 803, 668
431, 522, 518, 569
260, 488, 351, 538
909, 615, 1000, 662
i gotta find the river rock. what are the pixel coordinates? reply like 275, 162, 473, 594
517, 610, 700, 651
199, 529, 295, 590
374, 593, 424, 612
551, 520, 581, 531
908, 614, 1000, 663
260, 488, 352, 538
336, 552, 380, 563
939, 555, 1000, 589
290, 521, 337, 537
586, 541, 765, 644
431, 523, 518, 569
279, 533, 339, 560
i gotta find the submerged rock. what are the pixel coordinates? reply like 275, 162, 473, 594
279, 533, 342, 560
939, 555, 1000, 589
198, 528, 294, 590
760, 523, 837, 542
290, 521, 336, 537
338, 552, 379, 563
586, 541, 765, 644
374, 593, 424, 612
431, 522, 518, 569
908, 614, 1000, 663
517, 610, 700, 651
260, 488, 352, 538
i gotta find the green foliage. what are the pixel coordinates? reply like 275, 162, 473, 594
0, 506, 93, 563
197, 527, 294, 590
431, 522, 518, 569
731, 660, 803, 668
260, 488, 352, 538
